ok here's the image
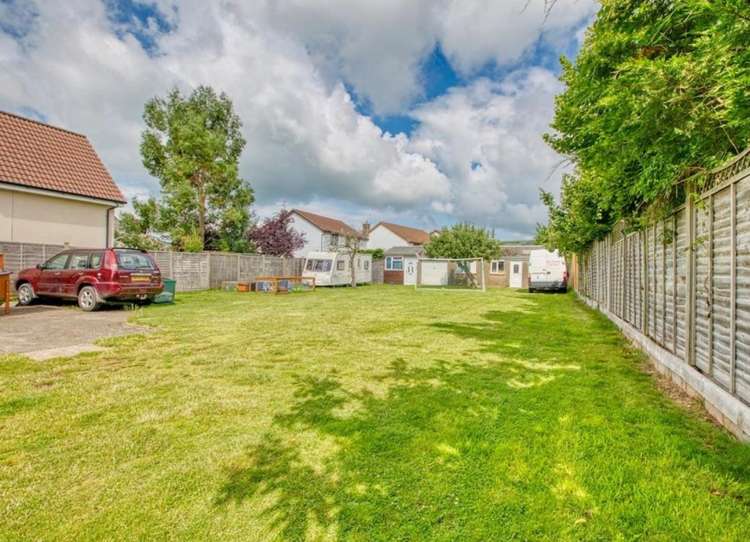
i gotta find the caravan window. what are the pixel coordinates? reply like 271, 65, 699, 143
385, 256, 403, 270
364, 260, 370, 271
337, 260, 345, 271
306, 259, 332, 272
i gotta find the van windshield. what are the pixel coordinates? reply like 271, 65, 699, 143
305, 259, 332, 272
116, 251, 155, 270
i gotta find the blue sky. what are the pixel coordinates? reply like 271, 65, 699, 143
0, 0, 597, 239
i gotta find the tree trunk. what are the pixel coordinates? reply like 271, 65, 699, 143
198, 189, 206, 249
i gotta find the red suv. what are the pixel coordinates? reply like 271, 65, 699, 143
15, 248, 163, 311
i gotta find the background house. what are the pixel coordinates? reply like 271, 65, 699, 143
289, 209, 363, 257
485, 244, 541, 288
0, 111, 125, 248
383, 246, 424, 285
366, 222, 430, 251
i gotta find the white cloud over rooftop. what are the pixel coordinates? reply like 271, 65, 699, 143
0, 0, 596, 238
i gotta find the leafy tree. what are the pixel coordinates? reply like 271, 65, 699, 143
542, 0, 750, 251
248, 209, 305, 257
425, 223, 502, 261
115, 198, 166, 251
341, 234, 364, 288
360, 248, 384, 260
141, 86, 254, 252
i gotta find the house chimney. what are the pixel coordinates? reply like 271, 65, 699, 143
362, 222, 371, 239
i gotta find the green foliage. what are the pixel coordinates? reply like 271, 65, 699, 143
360, 248, 384, 260
115, 198, 165, 251
141, 86, 254, 252
425, 223, 501, 260
542, 0, 750, 251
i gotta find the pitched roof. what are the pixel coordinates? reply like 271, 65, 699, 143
384, 245, 425, 257
0, 111, 126, 203
292, 209, 362, 238
375, 222, 431, 245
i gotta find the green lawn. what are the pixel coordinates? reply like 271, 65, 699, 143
2, 286, 750, 541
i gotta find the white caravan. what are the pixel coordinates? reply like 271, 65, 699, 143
303, 251, 373, 286
528, 249, 568, 293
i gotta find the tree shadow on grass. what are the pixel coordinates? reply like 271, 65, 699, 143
214, 303, 750, 540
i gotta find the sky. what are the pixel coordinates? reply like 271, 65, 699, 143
0, 0, 598, 239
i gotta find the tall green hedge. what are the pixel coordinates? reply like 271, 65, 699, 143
539, 0, 750, 253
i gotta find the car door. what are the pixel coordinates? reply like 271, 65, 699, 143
61, 252, 90, 297
38, 253, 70, 295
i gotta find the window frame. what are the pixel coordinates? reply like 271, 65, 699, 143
385, 256, 403, 271
43, 253, 69, 270
89, 252, 104, 269
68, 253, 91, 270
490, 260, 505, 274
336, 260, 345, 271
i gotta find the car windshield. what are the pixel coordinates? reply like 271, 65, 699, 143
116, 251, 155, 270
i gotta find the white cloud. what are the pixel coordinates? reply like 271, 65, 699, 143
409, 68, 569, 237
0, 0, 593, 237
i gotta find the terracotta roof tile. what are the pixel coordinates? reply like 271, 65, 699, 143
0, 111, 126, 203
292, 209, 363, 238
376, 222, 431, 245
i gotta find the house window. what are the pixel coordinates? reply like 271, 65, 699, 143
330, 234, 339, 247
337, 260, 345, 271
385, 256, 403, 271
490, 260, 504, 274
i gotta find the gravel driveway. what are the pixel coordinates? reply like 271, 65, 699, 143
1, 304, 151, 360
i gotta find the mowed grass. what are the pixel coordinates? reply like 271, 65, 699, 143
2, 286, 750, 541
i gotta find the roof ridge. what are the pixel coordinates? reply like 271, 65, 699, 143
0, 110, 86, 138
382, 221, 428, 233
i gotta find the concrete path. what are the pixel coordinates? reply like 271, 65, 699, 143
0, 304, 151, 360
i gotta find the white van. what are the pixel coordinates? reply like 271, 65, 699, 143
528, 249, 568, 293
302, 251, 372, 286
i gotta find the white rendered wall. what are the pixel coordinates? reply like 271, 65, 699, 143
366, 225, 407, 250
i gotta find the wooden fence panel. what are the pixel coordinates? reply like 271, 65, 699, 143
694, 200, 712, 374
576, 151, 750, 409
712, 187, 733, 389
734, 174, 750, 403
675, 207, 689, 359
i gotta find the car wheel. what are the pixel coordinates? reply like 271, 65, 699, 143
78, 286, 101, 312
17, 283, 35, 305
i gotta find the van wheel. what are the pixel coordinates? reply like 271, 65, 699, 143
17, 283, 35, 305
528, 287, 535, 293
78, 286, 101, 312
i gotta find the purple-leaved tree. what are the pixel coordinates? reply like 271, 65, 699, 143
248, 209, 305, 257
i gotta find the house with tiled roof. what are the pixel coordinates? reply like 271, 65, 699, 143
366, 221, 431, 251
289, 209, 365, 257
0, 111, 125, 248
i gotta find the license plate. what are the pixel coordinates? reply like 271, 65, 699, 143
131, 274, 151, 283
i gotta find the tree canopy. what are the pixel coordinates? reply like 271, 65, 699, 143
425, 223, 502, 261
115, 197, 166, 251
140, 86, 254, 252
247, 209, 305, 257
539, 0, 750, 253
